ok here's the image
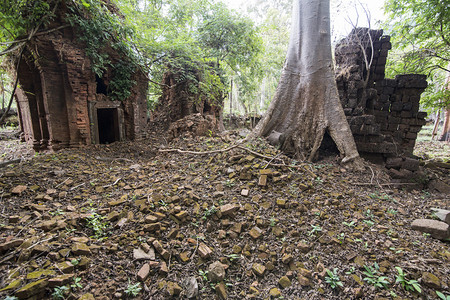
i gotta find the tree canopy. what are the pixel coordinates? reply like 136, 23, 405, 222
0, 0, 263, 110
384, 0, 450, 111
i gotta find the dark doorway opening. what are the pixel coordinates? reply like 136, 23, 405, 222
96, 75, 108, 95
97, 108, 119, 144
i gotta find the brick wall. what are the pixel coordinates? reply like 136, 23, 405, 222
335, 29, 427, 156
335, 28, 428, 177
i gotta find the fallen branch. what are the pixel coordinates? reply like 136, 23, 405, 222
354, 182, 421, 186
70, 182, 86, 191
102, 177, 122, 188
159, 144, 240, 155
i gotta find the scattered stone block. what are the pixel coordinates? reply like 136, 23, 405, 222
166, 281, 182, 296
144, 222, 161, 232
411, 219, 449, 240
133, 248, 155, 260
258, 175, 268, 186
72, 243, 91, 256
431, 208, 450, 225
421, 272, 441, 289
278, 276, 291, 288
0, 239, 24, 253
269, 287, 281, 297
249, 226, 263, 239
220, 204, 240, 217
198, 243, 212, 259
252, 263, 265, 277
208, 261, 226, 283
48, 274, 74, 287
215, 282, 227, 299
11, 185, 27, 195
137, 263, 150, 281
15, 278, 48, 299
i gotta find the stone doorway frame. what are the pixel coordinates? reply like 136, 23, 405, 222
89, 99, 125, 145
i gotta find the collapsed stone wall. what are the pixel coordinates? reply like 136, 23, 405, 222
335, 28, 428, 178
151, 68, 224, 133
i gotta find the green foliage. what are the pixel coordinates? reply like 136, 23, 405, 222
114, 0, 262, 110
308, 224, 322, 236
202, 205, 217, 220
3, 296, 19, 300
383, 0, 450, 112
436, 291, 450, 300
0, 0, 55, 43
66, 0, 138, 101
362, 263, 389, 289
199, 269, 208, 282
125, 281, 142, 297
325, 268, 343, 289
395, 267, 421, 293
52, 285, 70, 299
86, 212, 109, 239
342, 220, 356, 227
71, 277, 83, 290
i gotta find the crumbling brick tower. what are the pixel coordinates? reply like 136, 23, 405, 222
13, 1, 148, 151
335, 28, 428, 178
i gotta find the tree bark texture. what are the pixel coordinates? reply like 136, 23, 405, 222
254, 0, 360, 163
439, 69, 450, 142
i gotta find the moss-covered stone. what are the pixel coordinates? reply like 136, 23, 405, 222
15, 279, 48, 299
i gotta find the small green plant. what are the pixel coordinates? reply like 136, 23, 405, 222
422, 232, 431, 238
202, 206, 217, 220
362, 263, 389, 289
224, 179, 235, 187
226, 254, 240, 262
395, 267, 421, 293
125, 281, 142, 297
325, 268, 343, 289
369, 192, 392, 201
387, 208, 397, 215
199, 269, 209, 282
308, 224, 322, 236
52, 286, 70, 299
71, 259, 80, 266
345, 266, 356, 275
158, 199, 168, 207
436, 291, 450, 300
342, 220, 356, 227
86, 212, 109, 239
49, 209, 64, 216
71, 277, 83, 290
270, 217, 277, 227
337, 233, 345, 243
365, 209, 374, 219
363, 220, 375, 227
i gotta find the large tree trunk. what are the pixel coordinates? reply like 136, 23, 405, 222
253, 0, 361, 164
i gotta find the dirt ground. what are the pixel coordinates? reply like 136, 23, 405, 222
0, 127, 449, 299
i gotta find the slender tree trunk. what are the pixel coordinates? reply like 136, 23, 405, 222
253, 0, 361, 165
439, 107, 450, 142
229, 78, 233, 115
439, 68, 450, 142
431, 110, 440, 140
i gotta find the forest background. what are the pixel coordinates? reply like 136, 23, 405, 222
0, 0, 448, 123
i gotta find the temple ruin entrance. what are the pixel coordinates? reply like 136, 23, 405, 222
97, 108, 120, 144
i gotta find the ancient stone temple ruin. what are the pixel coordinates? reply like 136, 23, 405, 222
335, 28, 428, 177
151, 67, 224, 139
13, 2, 148, 151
